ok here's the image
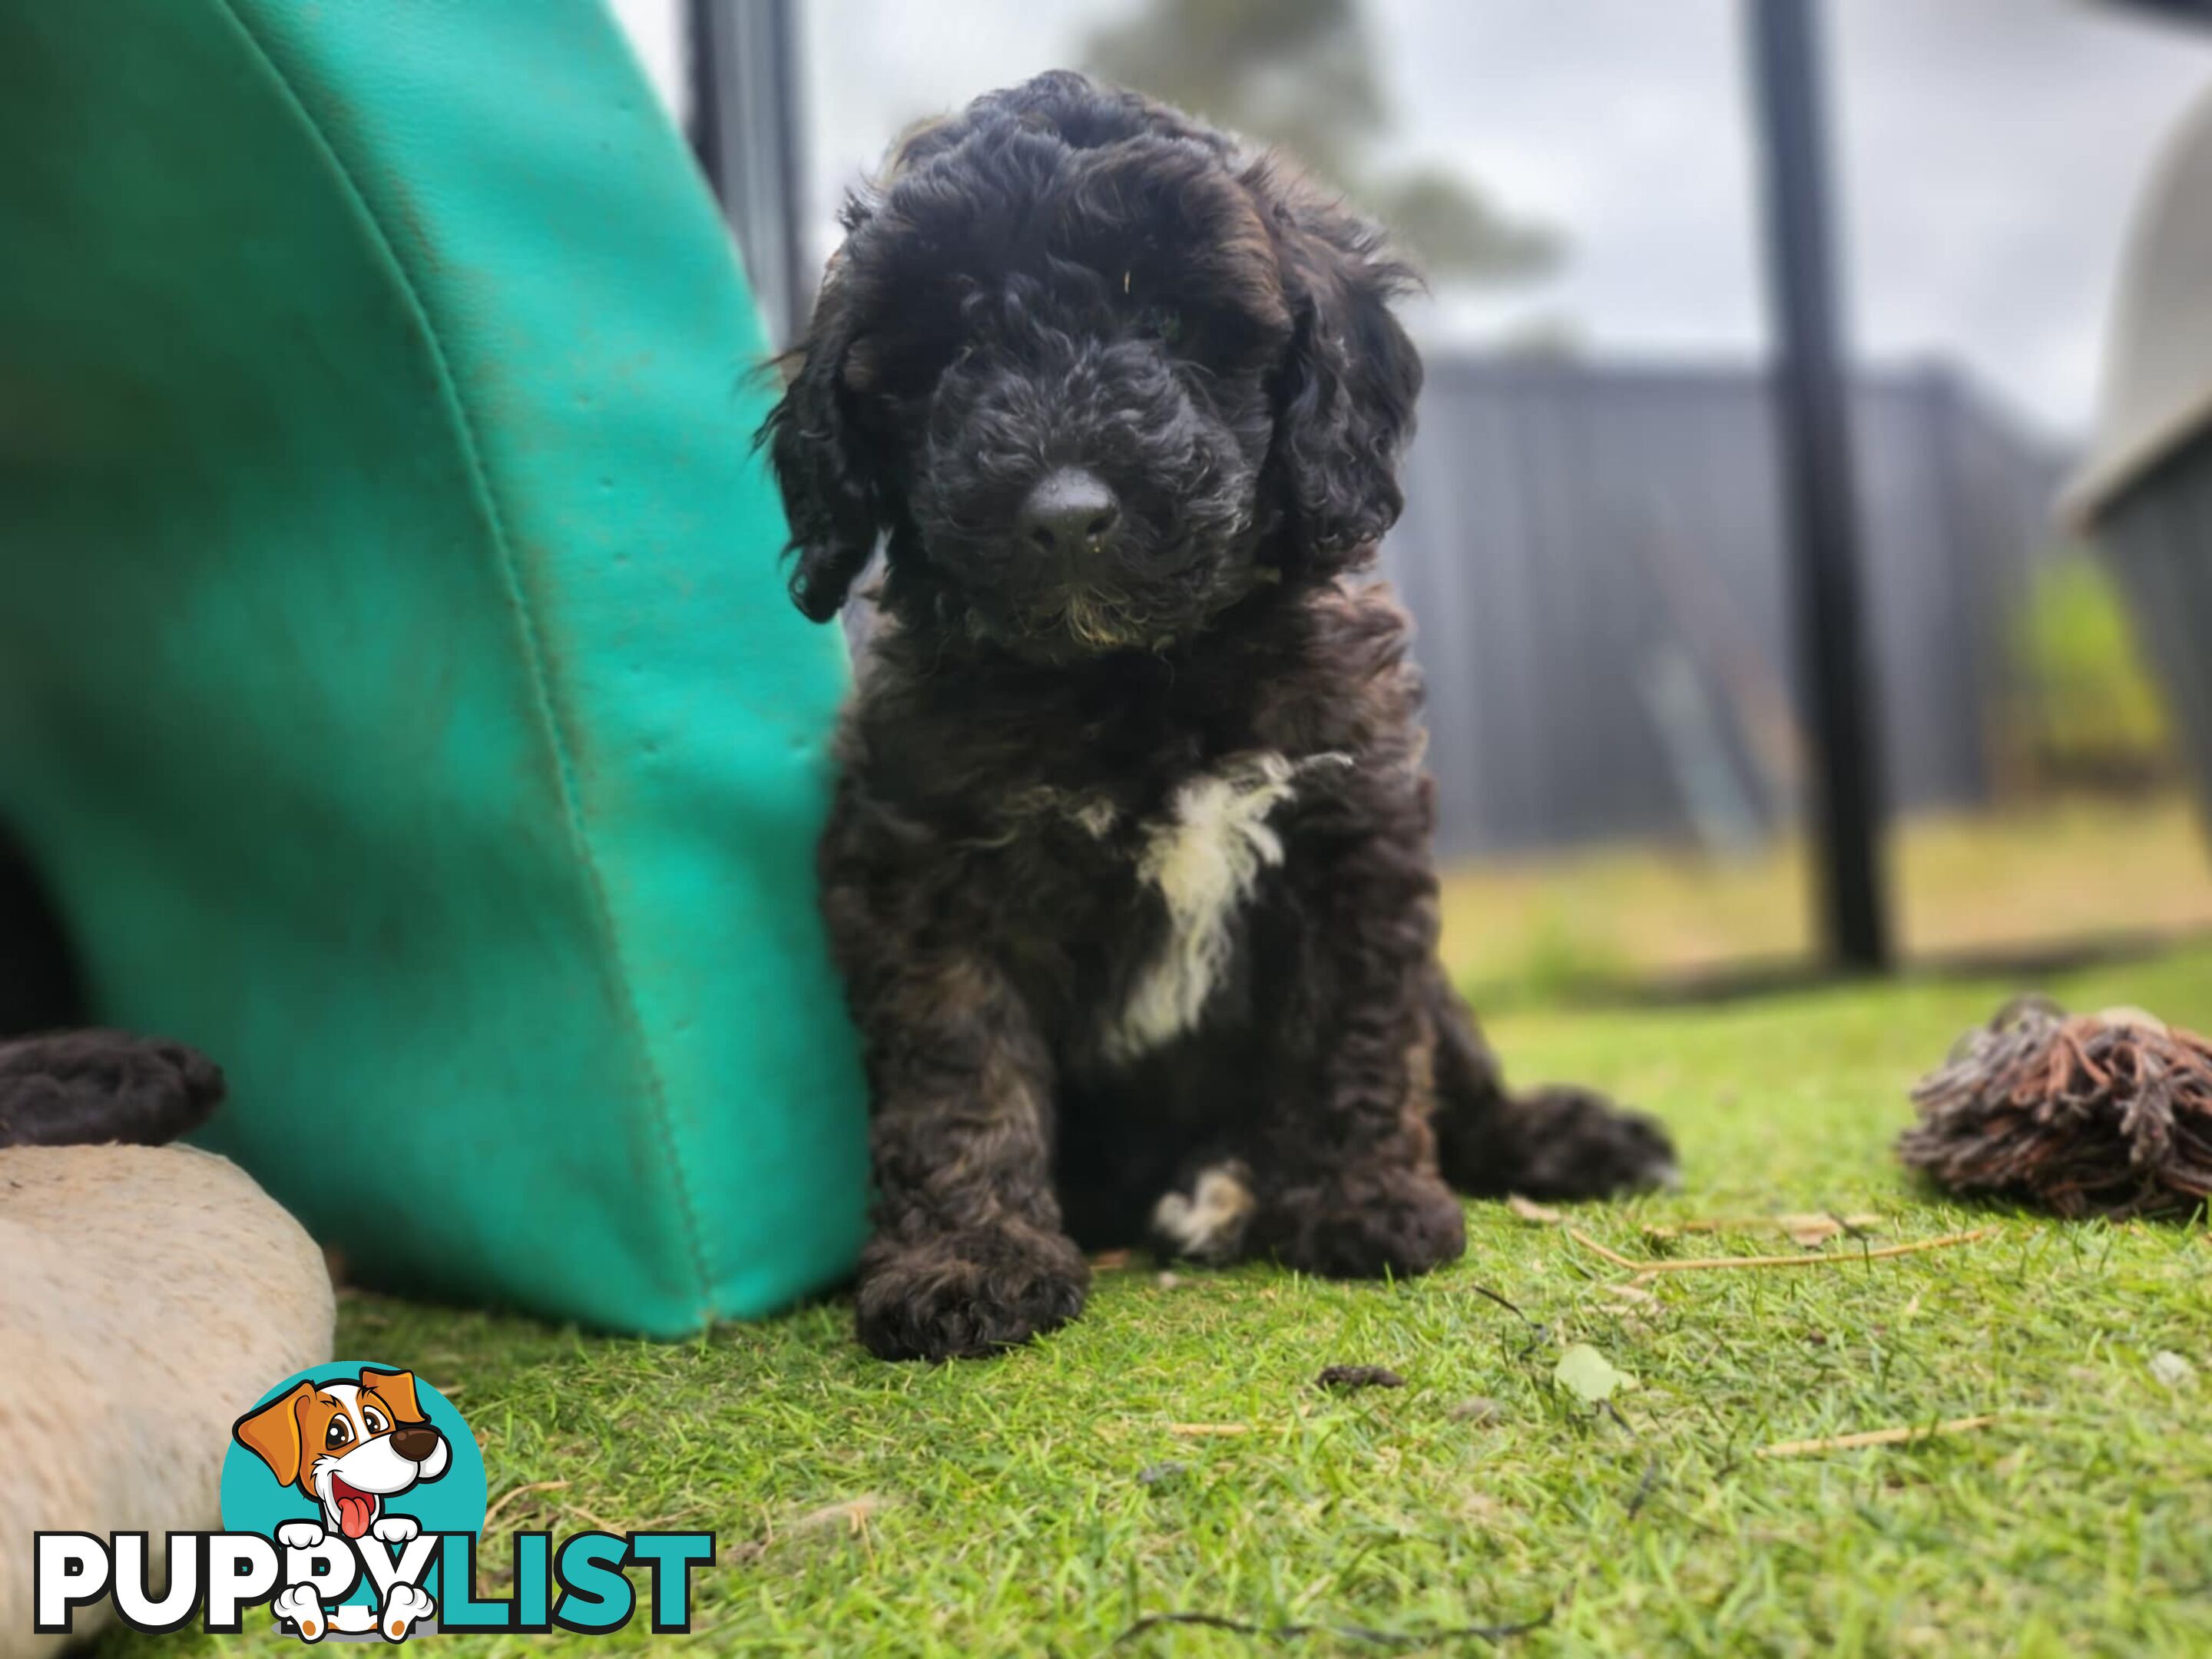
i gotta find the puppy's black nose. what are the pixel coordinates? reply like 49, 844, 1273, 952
1018, 468, 1120, 562
391, 1425, 442, 1463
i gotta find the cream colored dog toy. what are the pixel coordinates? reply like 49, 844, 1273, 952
0, 1033, 333, 1657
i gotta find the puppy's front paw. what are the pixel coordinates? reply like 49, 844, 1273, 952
1507, 1086, 1678, 1200
856, 1226, 1090, 1361
273, 1583, 328, 1641
1273, 1167, 1466, 1280
379, 1582, 435, 1643
371, 1515, 419, 1545
276, 1520, 327, 1551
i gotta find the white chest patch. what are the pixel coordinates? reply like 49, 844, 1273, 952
1104, 750, 1344, 1062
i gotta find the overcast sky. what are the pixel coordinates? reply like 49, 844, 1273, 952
614, 0, 2212, 442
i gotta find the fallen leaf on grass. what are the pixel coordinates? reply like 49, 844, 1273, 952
1602, 1283, 1659, 1306
2151, 1351, 2197, 1389
1554, 1343, 1636, 1403
1507, 1194, 1564, 1224
1089, 1248, 1134, 1271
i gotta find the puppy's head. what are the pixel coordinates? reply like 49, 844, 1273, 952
233, 1369, 450, 1538
762, 70, 1421, 661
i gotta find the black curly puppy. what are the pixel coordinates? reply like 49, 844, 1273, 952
763, 72, 1676, 1362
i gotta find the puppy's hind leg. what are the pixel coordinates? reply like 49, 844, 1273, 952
1426, 968, 1677, 1200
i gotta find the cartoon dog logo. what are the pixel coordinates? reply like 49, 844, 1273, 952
233, 1368, 450, 1640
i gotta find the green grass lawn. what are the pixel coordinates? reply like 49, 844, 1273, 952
107, 947, 2212, 1657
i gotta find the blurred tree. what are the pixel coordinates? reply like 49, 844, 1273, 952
2012, 553, 2175, 795
1085, 0, 1560, 283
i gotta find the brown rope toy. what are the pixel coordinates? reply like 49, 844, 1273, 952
1899, 996, 2212, 1219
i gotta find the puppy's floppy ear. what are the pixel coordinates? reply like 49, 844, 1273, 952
233, 1380, 314, 1488
359, 1367, 425, 1423
757, 257, 891, 622
1260, 173, 1424, 574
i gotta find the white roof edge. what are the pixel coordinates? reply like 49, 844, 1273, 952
2068, 81, 2212, 531
2062, 379, 2212, 531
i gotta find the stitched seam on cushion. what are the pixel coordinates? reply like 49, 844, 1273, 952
213, 0, 718, 1324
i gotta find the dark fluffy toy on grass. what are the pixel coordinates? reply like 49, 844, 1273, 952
0, 1029, 226, 1148
1899, 996, 2212, 1218
1316, 1365, 1405, 1392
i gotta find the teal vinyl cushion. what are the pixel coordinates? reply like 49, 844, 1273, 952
0, 1, 868, 1333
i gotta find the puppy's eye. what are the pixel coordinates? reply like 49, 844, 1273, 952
325, 1419, 353, 1449
361, 1407, 389, 1435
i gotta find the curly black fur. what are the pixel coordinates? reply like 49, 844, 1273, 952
0, 1028, 225, 1148
763, 72, 1676, 1362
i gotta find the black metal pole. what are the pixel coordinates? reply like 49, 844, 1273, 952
686, 0, 727, 201
1746, 0, 1891, 972
685, 0, 810, 349
761, 0, 810, 347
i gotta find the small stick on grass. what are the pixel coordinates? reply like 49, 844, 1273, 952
1624, 1454, 1661, 1521
1628, 1227, 1989, 1280
1469, 1284, 1538, 1322
1573, 1226, 1989, 1280
481, 1480, 568, 1534
561, 1502, 627, 1535
1467, 1283, 1551, 1357
1167, 1422, 1251, 1437
1644, 1212, 1881, 1240
1755, 1414, 1997, 1459
1567, 1229, 1641, 1270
